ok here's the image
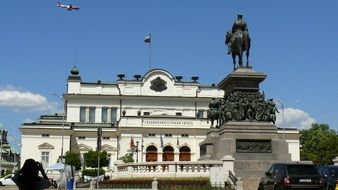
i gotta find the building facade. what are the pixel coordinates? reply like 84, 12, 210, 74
20, 67, 300, 169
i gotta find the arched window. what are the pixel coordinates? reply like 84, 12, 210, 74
179, 146, 191, 161
146, 145, 158, 162
162, 146, 174, 161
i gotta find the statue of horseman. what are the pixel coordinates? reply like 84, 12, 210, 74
207, 98, 221, 127
225, 14, 251, 70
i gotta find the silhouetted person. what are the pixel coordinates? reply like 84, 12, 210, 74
12, 158, 51, 190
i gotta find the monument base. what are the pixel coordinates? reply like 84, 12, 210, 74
200, 121, 291, 161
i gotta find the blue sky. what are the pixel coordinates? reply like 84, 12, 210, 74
1, 0, 338, 151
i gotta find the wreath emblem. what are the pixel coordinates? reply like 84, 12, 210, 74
150, 77, 167, 92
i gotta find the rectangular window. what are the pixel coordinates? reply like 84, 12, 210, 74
165, 134, 172, 137
102, 107, 108, 123
111, 108, 117, 122
42, 134, 50, 137
176, 112, 182, 116
80, 107, 86, 122
41, 152, 49, 169
148, 134, 156, 137
181, 134, 189, 137
197, 110, 204, 118
103, 137, 110, 140
89, 107, 95, 123
78, 136, 86, 139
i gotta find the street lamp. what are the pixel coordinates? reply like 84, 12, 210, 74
276, 99, 285, 140
136, 141, 139, 163
51, 92, 66, 163
0, 130, 3, 170
9, 135, 19, 171
141, 144, 144, 163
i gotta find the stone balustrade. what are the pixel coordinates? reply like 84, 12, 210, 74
114, 161, 222, 178
112, 155, 236, 188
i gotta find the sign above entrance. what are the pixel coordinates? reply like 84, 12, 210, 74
143, 119, 194, 127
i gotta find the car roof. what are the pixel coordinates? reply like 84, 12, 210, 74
275, 161, 314, 165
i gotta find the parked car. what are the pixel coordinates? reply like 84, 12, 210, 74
0, 173, 15, 186
318, 165, 338, 190
257, 162, 323, 190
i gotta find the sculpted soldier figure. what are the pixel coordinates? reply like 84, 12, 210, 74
232, 14, 249, 36
207, 98, 220, 127
225, 14, 251, 70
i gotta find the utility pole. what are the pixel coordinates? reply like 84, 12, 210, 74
97, 126, 102, 189
51, 92, 66, 163
276, 99, 285, 140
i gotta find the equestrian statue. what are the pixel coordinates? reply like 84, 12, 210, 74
225, 14, 251, 70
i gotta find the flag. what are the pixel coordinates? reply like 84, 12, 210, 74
160, 134, 163, 148
130, 136, 135, 148
144, 34, 151, 43
177, 136, 179, 147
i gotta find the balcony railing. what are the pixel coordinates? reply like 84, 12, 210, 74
114, 160, 225, 179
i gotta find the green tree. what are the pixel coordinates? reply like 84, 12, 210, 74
64, 151, 82, 170
300, 123, 338, 165
119, 153, 134, 163
83, 150, 109, 168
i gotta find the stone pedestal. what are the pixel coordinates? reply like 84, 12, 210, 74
200, 121, 291, 161
200, 68, 296, 190
217, 68, 266, 95
201, 68, 291, 161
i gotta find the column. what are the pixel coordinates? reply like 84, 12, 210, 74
85, 107, 90, 122
107, 108, 112, 123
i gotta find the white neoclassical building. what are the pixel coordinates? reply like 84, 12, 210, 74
20, 67, 300, 169
20, 68, 225, 169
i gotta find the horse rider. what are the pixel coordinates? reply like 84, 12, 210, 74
227, 14, 250, 54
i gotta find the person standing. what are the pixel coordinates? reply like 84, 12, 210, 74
12, 158, 51, 190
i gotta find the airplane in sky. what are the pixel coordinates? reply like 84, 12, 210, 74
56, 1, 80, 11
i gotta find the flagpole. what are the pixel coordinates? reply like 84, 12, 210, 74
149, 33, 152, 70
144, 33, 152, 70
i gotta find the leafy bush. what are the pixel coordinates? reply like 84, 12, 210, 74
118, 153, 134, 163
65, 151, 81, 170
84, 151, 109, 168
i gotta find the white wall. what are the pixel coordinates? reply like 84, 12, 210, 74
21, 135, 70, 168
287, 140, 300, 161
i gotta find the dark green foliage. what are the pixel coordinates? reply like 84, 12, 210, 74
118, 153, 134, 163
84, 150, 109, 168
82, 168, 105, 176
64, 151, 82, 170
300, 123, 338, 165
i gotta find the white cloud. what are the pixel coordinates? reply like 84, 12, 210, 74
275, 107, 316, 129
0, 89, 58, 112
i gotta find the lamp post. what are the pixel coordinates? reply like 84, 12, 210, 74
136, 141, 139, 163
51, 92, 66, 163
276, 99, 285, 140
0, 130, 2, 170
141, 144, 144, 163
9, 135, 18, 171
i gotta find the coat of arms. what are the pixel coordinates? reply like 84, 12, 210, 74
150, 77, 167, 92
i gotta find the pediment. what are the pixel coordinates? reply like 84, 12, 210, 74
38, 142, 54, 150
101, 144, 117, 151
78, 143, 93, 151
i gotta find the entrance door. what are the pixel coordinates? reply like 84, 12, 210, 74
162, 146, 174, 161
146, 145, 158, 162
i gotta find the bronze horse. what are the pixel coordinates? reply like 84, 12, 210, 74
225, 31, 251, 70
